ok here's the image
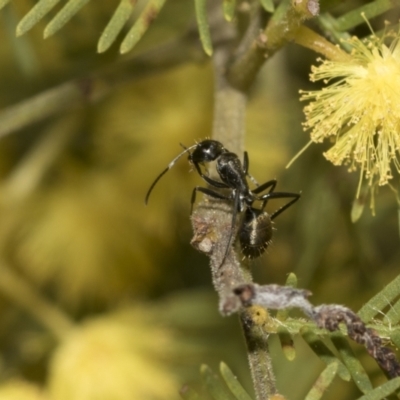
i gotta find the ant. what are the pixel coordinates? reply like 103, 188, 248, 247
145, 139, 300, 266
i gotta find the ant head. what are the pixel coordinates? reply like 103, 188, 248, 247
146, 140, 226, 205
189, 140, 226, 165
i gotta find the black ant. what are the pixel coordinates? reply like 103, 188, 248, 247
188, 150, 300, 264
145, 139, 300, 266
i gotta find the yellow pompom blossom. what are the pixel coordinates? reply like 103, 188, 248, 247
300, 31, 400, 194
48, 309, 180, 400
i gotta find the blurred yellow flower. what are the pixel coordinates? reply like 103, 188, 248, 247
300, 30, 400, 196
0, 380, 48, 400
10, 64, 213, 306
48, 309, 180, 400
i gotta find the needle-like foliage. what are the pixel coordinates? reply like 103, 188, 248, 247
1, 1, 400, 400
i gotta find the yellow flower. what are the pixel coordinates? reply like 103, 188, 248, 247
0, 380, 48, 400
48, 308, 180, 400
300, 30, 400, 195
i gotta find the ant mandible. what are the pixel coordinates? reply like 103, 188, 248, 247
145, 139, 300, 266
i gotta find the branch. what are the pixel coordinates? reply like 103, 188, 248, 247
191, 4, 281, 399
234, 283, 400, 379
228, 0, 320, 91
293, 25, 350, 61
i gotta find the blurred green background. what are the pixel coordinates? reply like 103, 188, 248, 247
0, 1, 399, 399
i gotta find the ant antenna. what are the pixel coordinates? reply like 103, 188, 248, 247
145, 143, 198, 205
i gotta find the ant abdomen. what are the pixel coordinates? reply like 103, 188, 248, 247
239, 207, 273, 259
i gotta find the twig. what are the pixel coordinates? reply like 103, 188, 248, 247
233, 283, 400, 378
228, 0, 320, 91
191, 4, 280, 399
293, 25, 350, 61
240, 309, 278, 399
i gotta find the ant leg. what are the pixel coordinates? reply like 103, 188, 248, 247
252, 179, 277, 209
247, 174, 259, 187
252, 179, 277, 195
257, 192, 301, 220
219, 190, 241, 268
270, 193, 300, 220
243, 151, 259, 187
202, 174, 230, 189
192, 162, 230, 189
190, 186, 230, 214
243, 151, 249, 173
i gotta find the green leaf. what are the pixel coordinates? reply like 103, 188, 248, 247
333, 0, 396, 32
44, 0, 90, 39
304, 363, 338, 400
194, 0, 213, 56
301, 328, 350, 381
390, 330, 400, 349
0, 0, 10, 11
223, 0, 236, 22
219, 362, 253, 400
201, 364, 235, 400
97, 0, 135, 53
285, 272, 298, 287
383, 297, 400, 325
180, 384, 202, 400
316, 13, 352, 50
3, 5, 40, 77
278, 328, 296, 361
260, 0, 275, 13
16, 0, 61, 37
351, 195, 365, 222
120, 0, 167, 54
356, 377, 400, 400
358, 274, 400, 323
330, 333, 373, 393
